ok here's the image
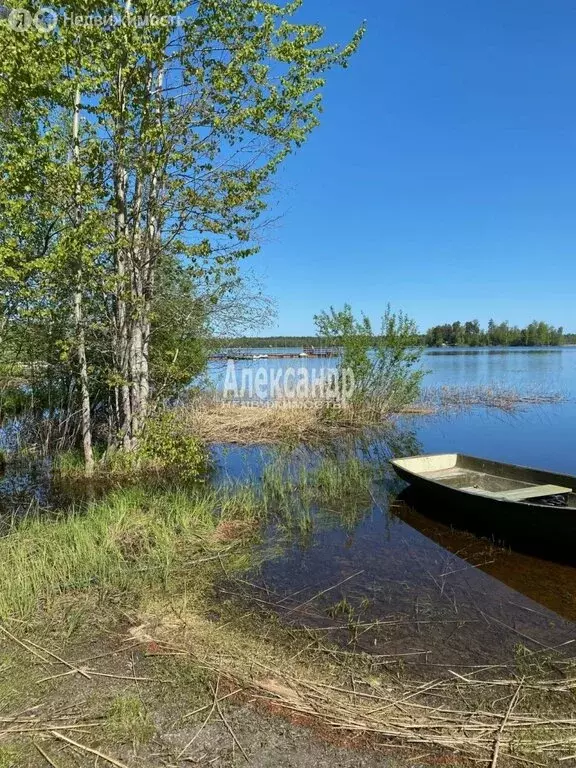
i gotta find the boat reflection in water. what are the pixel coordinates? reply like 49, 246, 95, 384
392, 484, 576, 623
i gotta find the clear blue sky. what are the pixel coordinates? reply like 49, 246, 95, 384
247, 0, 576, 335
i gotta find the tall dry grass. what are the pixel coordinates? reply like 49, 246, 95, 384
178, 392, 414, 445
176, 382, 565, 446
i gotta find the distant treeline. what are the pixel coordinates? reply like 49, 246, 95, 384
227, 322, 574, 349
224, 336, 319, 348
425, 320, 565, 347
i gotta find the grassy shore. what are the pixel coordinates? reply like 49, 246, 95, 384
1, 455, 576, 765
0, 454, 377, 623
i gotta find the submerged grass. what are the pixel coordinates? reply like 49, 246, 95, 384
0, 453, 378, 623
421, 384, 565, 412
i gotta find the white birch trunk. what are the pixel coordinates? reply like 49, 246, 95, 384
72, 82, 94, 475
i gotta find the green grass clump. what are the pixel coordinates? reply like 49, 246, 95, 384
0, 746, 21, 768
106, 695, 155, 746
259, 454, 376, 525
0, 487, 228, 622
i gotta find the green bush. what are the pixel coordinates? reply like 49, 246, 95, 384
137, 411, 211, 481
314, 303, 424, 414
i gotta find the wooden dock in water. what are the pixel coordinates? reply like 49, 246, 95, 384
210, 347, 341, 361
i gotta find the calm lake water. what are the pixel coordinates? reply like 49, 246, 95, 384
213, 347, 576, 670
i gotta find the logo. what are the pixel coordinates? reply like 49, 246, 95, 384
34, 6, 57, 31
7, 7, 32, 30
5, 6, 57, 31
2, 6, 184, 31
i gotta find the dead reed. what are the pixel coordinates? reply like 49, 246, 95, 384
420, 385, 565, 413
178, 395, 366, 445
139, 606, 576, 766
178, 384, 566, 446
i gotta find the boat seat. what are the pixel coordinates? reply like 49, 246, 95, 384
422, 468, 469, 480
462, 484, 572, 501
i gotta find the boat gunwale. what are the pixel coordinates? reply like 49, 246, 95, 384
390, 453, 576, 510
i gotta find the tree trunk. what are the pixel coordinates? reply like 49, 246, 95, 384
138, 66, 164, 428
113, 40, 133, 451
125, 65, 163, 442
72, 82, 94, 475
74, 286, 94, 474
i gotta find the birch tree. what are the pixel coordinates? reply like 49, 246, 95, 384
1, 0, 363, 464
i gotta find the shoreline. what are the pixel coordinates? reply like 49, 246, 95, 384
1, 475, 576, 766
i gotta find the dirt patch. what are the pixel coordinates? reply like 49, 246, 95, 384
159, 703, 399, 767
0, 623, 402, 768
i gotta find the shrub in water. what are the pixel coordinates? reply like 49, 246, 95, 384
137, 411, 210, 481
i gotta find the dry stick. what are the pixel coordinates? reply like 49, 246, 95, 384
184, 688, 243, 720
214, 683, 251, 764
85, 670, 175, 683
508, 756, 547, 767
74, 642, 144, 665
34, 742, 61, 768
439, 560, 495, 578
214, 611, 254, 632
25, 639, 91, 680
480, 611, 552, 650
283, 571, 365, 616
49, 731, 130, 768
36, 670, 79, 685
2, 723, 101, 736
0, 624, 49, 663
0, 714, 89, 724
365, 679, 445, 716
177, 676, 220, 759
38, 668, 167, 686
491, 681, 523, 768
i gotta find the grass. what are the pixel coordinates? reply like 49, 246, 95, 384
106, 695, 155, 747
259, 452, 377, 521
0, 486, 239, 622
1, 465, 576, 764
0, 452, 382, 765
0, 452, 378, 623
0, 747, 20, 768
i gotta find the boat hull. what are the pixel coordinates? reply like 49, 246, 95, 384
390, 454, 576, 556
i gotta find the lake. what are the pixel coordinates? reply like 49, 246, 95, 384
3, 347, 576, 670
212, 347, 576, 671
211, 346, 576, 472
